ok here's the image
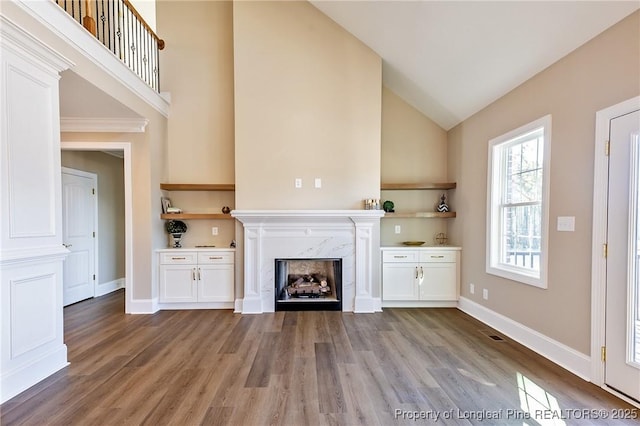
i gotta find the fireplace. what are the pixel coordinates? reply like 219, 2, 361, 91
231, 210, 384, 313
275, 258, 342, 311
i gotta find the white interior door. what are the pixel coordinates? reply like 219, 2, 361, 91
62, 168, 97, 306
605, 109, 640, 402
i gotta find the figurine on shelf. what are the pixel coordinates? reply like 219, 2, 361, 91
435, 232, 448, 246
436, 194, 449, 213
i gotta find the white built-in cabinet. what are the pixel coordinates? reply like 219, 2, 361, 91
158, 249, 234, 308
381, 247, 460, 307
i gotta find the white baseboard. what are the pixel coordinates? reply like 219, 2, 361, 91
0, 345, 68, 404
458, 297, 591, 381
373, 297, 382, 312
127, 298, 158, 314
383, 300, 458, 308
157, 301, 234, 310
95, 278, 125, 297
234, 299, 243, 313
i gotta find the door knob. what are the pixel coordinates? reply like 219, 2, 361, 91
63, 243, 72, 248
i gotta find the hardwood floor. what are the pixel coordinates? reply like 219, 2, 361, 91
2, 290, 637, 425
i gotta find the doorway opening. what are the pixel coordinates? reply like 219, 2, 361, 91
61, 141, 133, 314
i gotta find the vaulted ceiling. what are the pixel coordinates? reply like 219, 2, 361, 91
60, 1, 640, 131
311, 1, 640, 130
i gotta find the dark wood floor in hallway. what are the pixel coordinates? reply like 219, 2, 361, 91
1, 290, 637, 425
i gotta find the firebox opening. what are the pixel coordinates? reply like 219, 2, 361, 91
275, 258, 342, 311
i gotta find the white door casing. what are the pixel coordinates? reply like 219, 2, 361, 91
605, 110, 640, 402
62, 168, 97, 306
591, 96, 640, 408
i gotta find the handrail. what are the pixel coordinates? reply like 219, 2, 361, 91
54, 0, 164, 92
121, 0, 164, 50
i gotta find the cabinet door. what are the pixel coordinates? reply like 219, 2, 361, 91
198, 264, 234, 302
160, 265, 197, 302
382, 263, 419, 300
419, 262, 457, 301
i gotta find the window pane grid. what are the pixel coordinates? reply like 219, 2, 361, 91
500, 203, 541, 271
490, 122, 547, 281
502, 134, 543, 205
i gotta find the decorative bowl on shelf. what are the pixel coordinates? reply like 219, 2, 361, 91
402, 241, 425, 246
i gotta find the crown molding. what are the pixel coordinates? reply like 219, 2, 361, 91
0, 15, 74, 74
60, 117, 149, 133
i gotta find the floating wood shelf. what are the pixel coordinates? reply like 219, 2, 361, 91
381, 182, 456, 190
161, 213, 234, 220
160, 183, 235, 191
383, 212, 456, 219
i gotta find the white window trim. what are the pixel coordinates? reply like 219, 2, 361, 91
486, 115, 551, 289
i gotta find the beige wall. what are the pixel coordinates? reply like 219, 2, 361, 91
448, 11, 640, 354
158, 0, 234, 184
61, 151, 125, 284
233, 1, 382, 209
156, 0, 236, 248
380, 86, 449, 245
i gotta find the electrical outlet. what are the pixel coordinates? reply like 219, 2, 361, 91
295, 178, 302, 188
470, 283, 475, 294
483, 289, 489, 300
314, 178, 322, 188
211, 227, 218, 236
394, 225, 401, 234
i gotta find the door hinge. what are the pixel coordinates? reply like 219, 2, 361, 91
93, 231, 96, 238
92, 188, 95, 195
601, 346, 606, 362
605, 141, 610, 156
93, 274, 96, 281
603, 243, 608, 258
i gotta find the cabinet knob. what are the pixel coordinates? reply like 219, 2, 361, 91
393, 255, 407, 258
209, 256, 223, 260
430, 255, 445, 259
172, 257, 186, 260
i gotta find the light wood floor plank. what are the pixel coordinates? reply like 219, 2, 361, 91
1, 290, 637, 426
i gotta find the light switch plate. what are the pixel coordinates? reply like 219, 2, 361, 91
314, 178, 321, 188
557, 216, 575, 232
295, 178, 302, 188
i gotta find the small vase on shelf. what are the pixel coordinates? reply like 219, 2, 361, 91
170, 233, 183, 248
166, 220, 188, 248
436, 194, 449, 213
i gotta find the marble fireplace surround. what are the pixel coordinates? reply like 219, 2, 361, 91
231, 210, 385, 313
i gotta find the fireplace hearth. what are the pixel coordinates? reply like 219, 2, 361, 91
275, 258, 342, 311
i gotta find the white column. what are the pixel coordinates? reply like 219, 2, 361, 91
241, 226, 264, 313
0, 16, 74, 403
351, 215, 379, 313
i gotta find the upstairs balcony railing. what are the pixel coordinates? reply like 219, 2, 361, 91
54, 0, 164, 92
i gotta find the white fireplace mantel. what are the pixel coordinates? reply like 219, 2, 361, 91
232, 210, 384, 313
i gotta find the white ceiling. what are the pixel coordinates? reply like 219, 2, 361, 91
311, 1, 640, 130
59, 2, 639, 130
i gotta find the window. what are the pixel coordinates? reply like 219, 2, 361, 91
487, 115, 551, 288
